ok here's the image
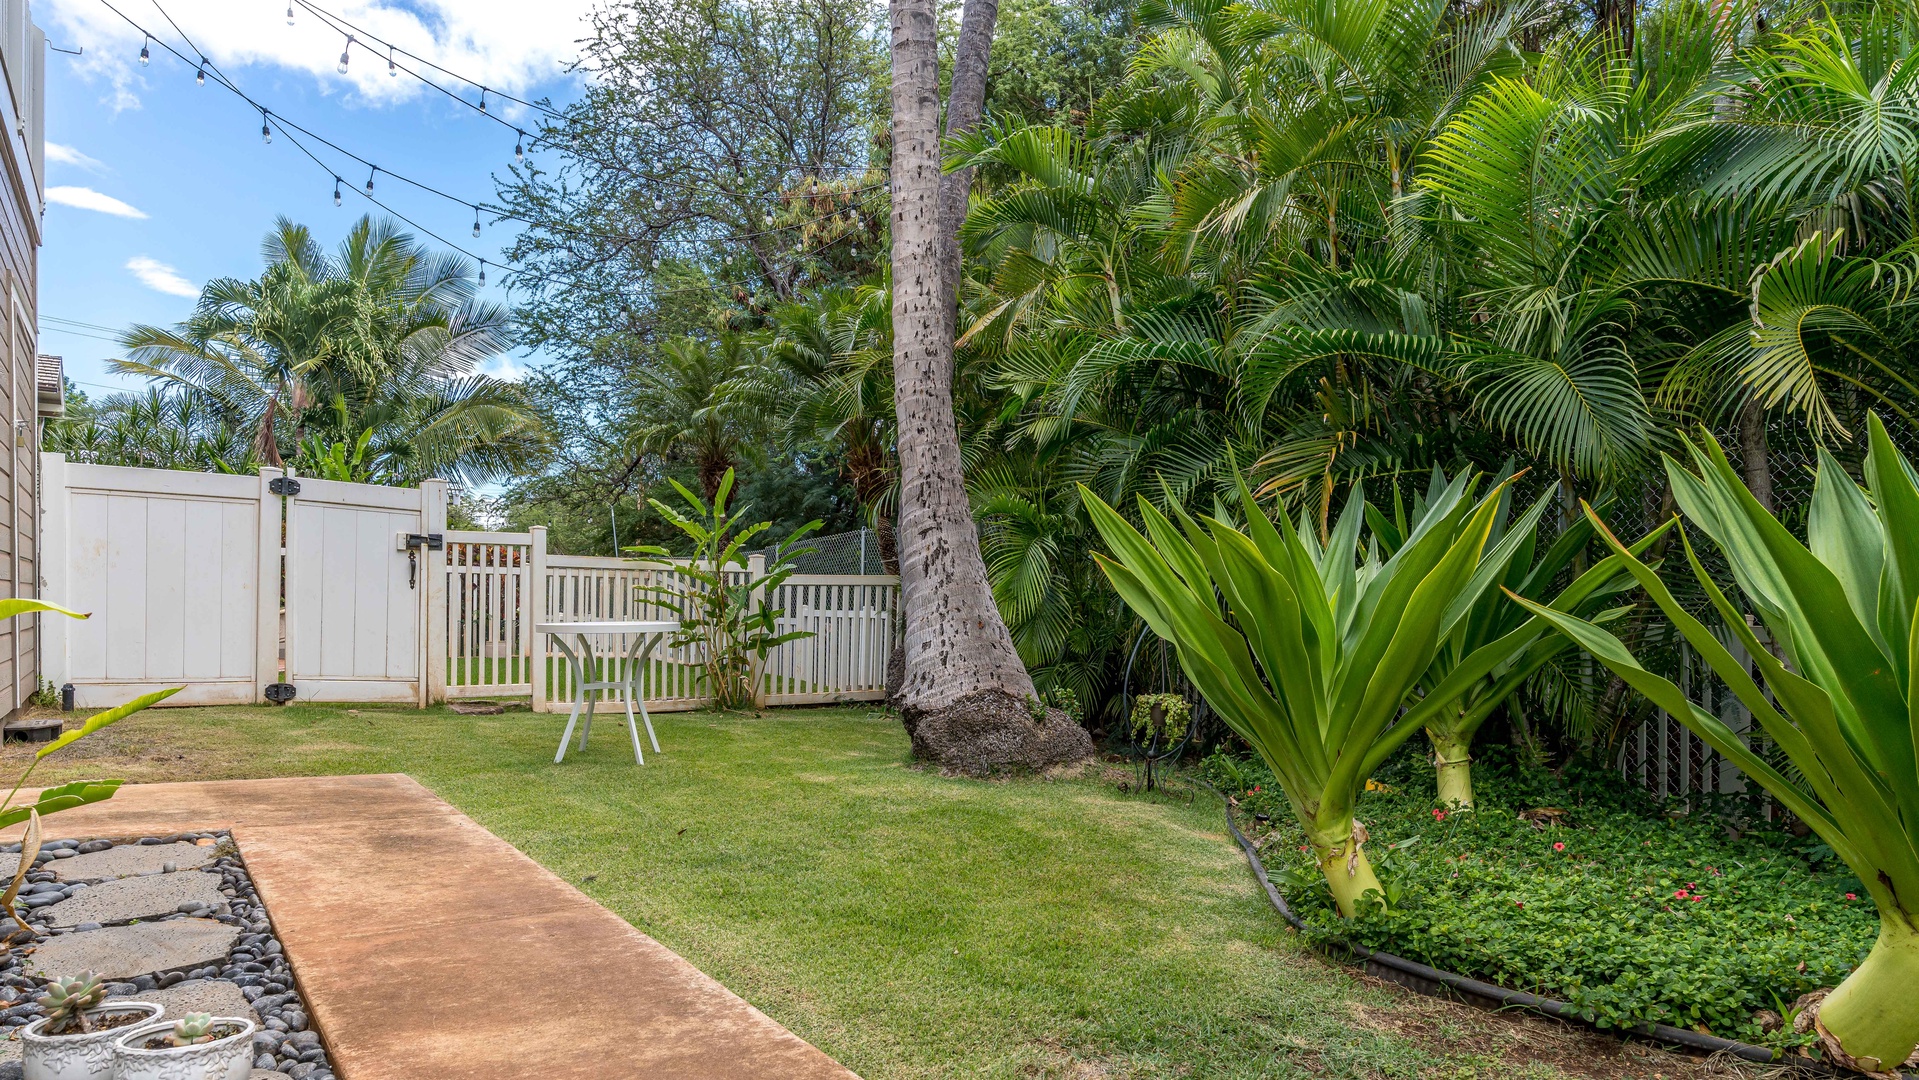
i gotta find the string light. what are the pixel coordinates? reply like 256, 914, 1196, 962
261, 112, 272, 144
336, 34, 352, 75
195, 57, 205, 85
654, 196, 663, 210
285, 3, 294, 26
365, 166, 377, 194
513, 130, 524, 162
138, 35, 149, 64
471, 207, 481, 238
333, 176, 342, 206
387, 46, 395, 77
477, 259, 486, 287
476, 89, 486, 115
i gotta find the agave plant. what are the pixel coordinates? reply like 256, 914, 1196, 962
1512, 417, 1919, 1072
1374, 471, 1668, 807
1082, 471, 1581, 915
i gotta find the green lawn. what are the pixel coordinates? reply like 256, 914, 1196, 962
8, 703, 1706, 1079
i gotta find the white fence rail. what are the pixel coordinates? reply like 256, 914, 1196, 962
40, 457, 900, 711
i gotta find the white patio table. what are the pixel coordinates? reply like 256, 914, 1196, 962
534, 620, 678, 764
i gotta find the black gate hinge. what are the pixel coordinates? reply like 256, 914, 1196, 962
264, 683, 297, 704
268, 477, 301, 497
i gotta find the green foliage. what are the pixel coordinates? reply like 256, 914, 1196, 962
1207, 747, 1878, 1048
635, 468, 822, 709
1083, 470, 1553, 915
37, 973, 108, 1036
1516, 417, 1919, 1067
86, 216, 542, 486
1127, 692, 1190, 745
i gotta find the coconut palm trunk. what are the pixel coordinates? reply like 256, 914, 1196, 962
887, 0, 1090, 771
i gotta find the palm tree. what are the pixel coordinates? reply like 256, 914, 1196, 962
631, 335, 765, 501
890, 0, 1089, 770
107, 216, 542, 485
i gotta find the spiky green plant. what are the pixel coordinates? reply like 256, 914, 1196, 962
1081, 471, 1596, 915
1372, 471, 1668, 807
1512, 416, 1919, 1072
164, 1013, 218, 1047
36, 972, 107, 1035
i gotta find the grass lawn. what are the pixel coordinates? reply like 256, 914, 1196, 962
6, 703, 1760, 1080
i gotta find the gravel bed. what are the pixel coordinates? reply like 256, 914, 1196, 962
0, 832, 332, 1080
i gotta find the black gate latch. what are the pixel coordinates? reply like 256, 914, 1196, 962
265, 683, 297, 703
401, 533, 444, 589
268, 476, 301, 497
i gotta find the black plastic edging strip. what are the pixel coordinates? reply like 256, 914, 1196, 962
1199, 780, 1830, 1070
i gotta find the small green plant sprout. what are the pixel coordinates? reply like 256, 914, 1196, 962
1129, 693, 1191, 746
165, 1013, 217, 1047
36, 972, 107, 1034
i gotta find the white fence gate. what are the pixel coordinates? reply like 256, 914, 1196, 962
40, 455, 898, 711
284, 476, 445, 705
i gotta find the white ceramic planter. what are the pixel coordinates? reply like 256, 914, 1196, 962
108, 1016, 256, 1080
19, 1002, 164, 1080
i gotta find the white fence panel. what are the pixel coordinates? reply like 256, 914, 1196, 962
41, 456, 275, 707
283, 476, 443, 705
764, 575, 896, 704
444, 531, 532, 699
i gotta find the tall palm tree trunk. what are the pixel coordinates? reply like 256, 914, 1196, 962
887, 0, 1091, 771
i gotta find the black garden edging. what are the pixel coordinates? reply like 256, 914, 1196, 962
1201, 781, 1894, 1076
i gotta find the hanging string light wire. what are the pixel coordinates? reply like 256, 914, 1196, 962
103, 0, 873, 298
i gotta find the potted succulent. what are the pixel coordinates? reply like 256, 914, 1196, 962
110, 1012, 256, 1080
19, 972, 162, 1080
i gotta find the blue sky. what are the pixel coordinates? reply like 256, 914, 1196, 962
36, 0, 593, 400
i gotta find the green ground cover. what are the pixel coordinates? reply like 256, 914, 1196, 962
1212, 746, 1878, 1049
5, 702, 1630, 1079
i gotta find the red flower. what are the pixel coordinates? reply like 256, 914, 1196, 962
1674, 889, 1689, 899
1689, 895, 1703, 903
1514, 901, 1524, 908
1433, 809, 1447, 821
1845, 892, 1858, 901
1552, 842, 1566, 852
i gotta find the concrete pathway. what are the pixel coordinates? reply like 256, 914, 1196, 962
8, 775, 859, 1080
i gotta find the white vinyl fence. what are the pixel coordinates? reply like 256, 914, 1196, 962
40, 455, 898, 711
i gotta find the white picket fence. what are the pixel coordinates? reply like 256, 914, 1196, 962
442, 527, 896, 712
41, 456, 899, 710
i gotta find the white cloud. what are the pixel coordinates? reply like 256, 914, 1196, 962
45, 186, 147, 218
45, 143, 106, 171
44, 0, 592, 113
125, 256, 199, 297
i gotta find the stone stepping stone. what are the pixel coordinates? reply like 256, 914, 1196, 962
23, 918, 241, 980
43, 872, 226, 927
49, 842, 218, 884
111, 977, 259, 1023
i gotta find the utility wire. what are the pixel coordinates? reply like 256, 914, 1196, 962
100, 0, 874, 299
121, 0, 884, 253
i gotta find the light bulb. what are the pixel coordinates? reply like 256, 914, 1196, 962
514, 132, 524, 161
337, 35, 353, 75
653, 196, 663, 210
477, 90, 487, 115
477, 261, 486, 287
366, 168, 376, 194
261, 119, 272, 144
286, 4, 295, 25
333, 178, 342, 206
472, 215, 481, 239
195, 60, 206, 85
387, 48, 396, 77
764, 213, 773, 225
138, 37, 149, 65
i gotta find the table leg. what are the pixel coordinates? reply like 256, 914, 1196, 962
551, 635, 586, 764
577, 633, 598, 749
636, 635, 662, 753
621, 633, 646, 764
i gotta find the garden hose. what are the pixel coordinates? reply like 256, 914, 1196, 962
1197, 779, 1888, 1075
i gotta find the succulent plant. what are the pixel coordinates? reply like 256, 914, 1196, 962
37, 972, 107, 1035
165, 1013, 218, 1047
